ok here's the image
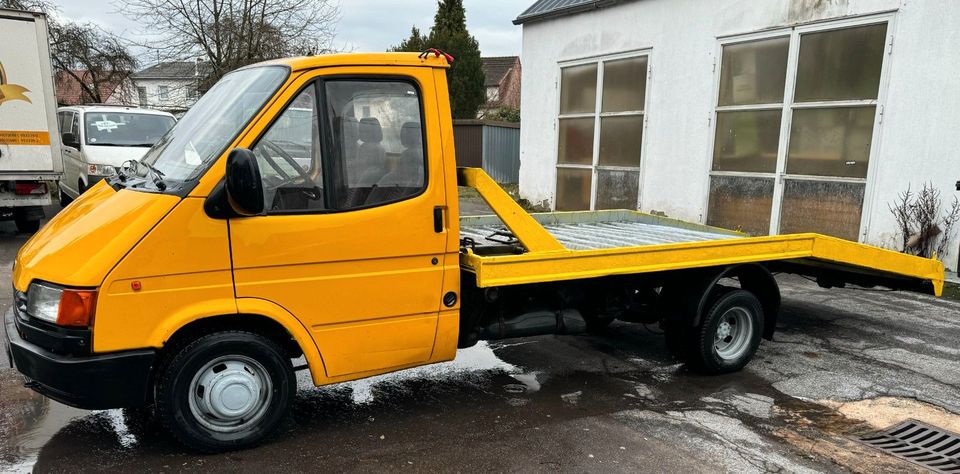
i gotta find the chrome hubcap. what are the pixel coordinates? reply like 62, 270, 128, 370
188, 355, 272, 433
714, 307, 754, 361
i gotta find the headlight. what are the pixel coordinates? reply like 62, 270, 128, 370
26, 282, 98, 327
26, 282, 62, 323
87, 164, 116, 176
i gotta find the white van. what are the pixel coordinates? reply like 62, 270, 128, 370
56, 105, 175, 205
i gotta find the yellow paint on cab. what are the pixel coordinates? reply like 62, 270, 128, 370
14, 182, 178, 291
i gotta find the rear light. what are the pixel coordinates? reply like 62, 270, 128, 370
57, 289, 97, 327
14, 181, 48, 196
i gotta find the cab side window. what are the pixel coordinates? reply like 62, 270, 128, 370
57, 111, 71, 135
252, 85, 324, 211
326, 80, 425, 209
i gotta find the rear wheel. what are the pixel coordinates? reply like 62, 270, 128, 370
156, 331, 295, 452
665, 289, 763, 374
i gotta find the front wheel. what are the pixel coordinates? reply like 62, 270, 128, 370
156, 331, 295, 452
58, 183, 73, 208
14, 216, 40, 233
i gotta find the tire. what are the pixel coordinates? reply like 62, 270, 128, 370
666, 289, 763, 374
14, 216, 40, 233
694, 289, 763, 373
156, 331, 295, 453
77, 179, 86, 195
58, 184, 73, 208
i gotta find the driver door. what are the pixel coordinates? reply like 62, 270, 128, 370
228, 69, 450, 378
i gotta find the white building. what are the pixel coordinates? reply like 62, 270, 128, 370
110, 61, 209, 114
515, 0, 960, 269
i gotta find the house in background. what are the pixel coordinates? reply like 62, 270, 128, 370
514, 0, 960, 269
479, 56, 521, 118
110, 60, 210, 114
54, 70, 126, 106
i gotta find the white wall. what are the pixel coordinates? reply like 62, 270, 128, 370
519, 0, 960, 269
109, 78, 198, 111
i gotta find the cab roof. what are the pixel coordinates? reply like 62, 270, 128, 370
249, 52, 452, 72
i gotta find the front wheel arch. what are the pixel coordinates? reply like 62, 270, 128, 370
162, 313, 306, 362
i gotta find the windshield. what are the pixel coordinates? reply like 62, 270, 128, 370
137, 66, 288, 187
84, 112, 175, 147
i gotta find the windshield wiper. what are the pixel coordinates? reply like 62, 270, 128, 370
139, 161, 167, 191
118, 159, 166, 191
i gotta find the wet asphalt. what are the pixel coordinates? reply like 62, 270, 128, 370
1, 201, 958, 473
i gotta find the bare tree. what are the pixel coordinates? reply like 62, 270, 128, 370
119, 0, 341, 88
888, 183, 960, 261
1, 0, 138, 104
51, 22, 138, 104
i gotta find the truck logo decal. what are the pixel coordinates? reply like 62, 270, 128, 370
0, 61, 31, 106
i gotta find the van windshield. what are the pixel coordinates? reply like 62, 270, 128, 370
136, 66, 288, 189
84, 113, 174, 147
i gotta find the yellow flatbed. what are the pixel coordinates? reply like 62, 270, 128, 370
457, 168, 944, 296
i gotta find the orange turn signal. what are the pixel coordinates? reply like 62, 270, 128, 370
56, 289, 98, 327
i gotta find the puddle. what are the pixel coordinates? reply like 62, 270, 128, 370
0, 370, 90, 473
324, 341, 519, 404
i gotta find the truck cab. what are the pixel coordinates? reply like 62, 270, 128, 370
7, 53, 461, 452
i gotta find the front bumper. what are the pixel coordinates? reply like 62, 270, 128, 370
5, 308, 156, 409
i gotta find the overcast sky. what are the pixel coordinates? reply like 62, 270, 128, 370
50, 0, 527, 63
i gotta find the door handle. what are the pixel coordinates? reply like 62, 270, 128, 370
433, 206, 444, 233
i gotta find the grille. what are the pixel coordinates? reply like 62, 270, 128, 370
857, 419, 960, 472
14, 289, 28, 322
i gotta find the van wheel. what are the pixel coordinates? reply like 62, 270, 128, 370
77, 179, 86, 195
156, 331, 295, 453
14, 216, 40, 233
665, 289, 763, 374
58, 185, 73, 208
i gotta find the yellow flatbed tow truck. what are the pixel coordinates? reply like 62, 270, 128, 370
5, 51, 944, 452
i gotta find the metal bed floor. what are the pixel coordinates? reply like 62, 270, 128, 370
460, 210, 742, 251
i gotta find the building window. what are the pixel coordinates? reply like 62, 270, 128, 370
137, 86, 147, 107
486, 86, 500, 102
555, 53, 649, 211
158, 85, 169, 101
707, 19, 890, 241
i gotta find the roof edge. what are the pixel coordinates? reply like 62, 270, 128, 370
513, 0, 624, 25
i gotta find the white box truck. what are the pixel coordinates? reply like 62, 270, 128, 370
0, 8, 62, 233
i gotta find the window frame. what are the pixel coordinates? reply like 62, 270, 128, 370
554, 49, 652, 211
251, 75, 430, 216
705, 13, 896, 240
158, 85, 169, 101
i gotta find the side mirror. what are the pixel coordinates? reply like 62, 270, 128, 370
225, 148, 264, 216
62, 132, 79, 149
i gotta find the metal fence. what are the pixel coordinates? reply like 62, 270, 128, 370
452, 119, 520, 184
